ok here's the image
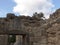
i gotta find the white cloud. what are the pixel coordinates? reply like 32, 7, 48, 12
13, 0, 55, 18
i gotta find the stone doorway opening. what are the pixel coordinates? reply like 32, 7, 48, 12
0, 30, 30, 45
8, 34, 27, 45
0, 34, 30, 45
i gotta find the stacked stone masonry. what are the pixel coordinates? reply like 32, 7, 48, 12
0, 9, 60, 45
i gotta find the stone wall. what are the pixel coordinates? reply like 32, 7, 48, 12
0, 35, 8, 45
0, 9, 60, 45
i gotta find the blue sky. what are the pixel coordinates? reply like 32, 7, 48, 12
0, 0, 16, 17
53, 0, 60, 9
0, 0, 60, 17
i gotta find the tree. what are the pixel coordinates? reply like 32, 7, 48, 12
33, 12, 44, 20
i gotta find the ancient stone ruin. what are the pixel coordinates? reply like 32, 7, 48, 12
0, 8, 60, 45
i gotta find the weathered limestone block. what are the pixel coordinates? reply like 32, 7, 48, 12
0, 35, 8, 45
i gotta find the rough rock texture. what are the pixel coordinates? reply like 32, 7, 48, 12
0, 8, 60, 45
46, 9, 60, 45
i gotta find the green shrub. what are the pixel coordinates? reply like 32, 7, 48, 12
8, 35, 16, 43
